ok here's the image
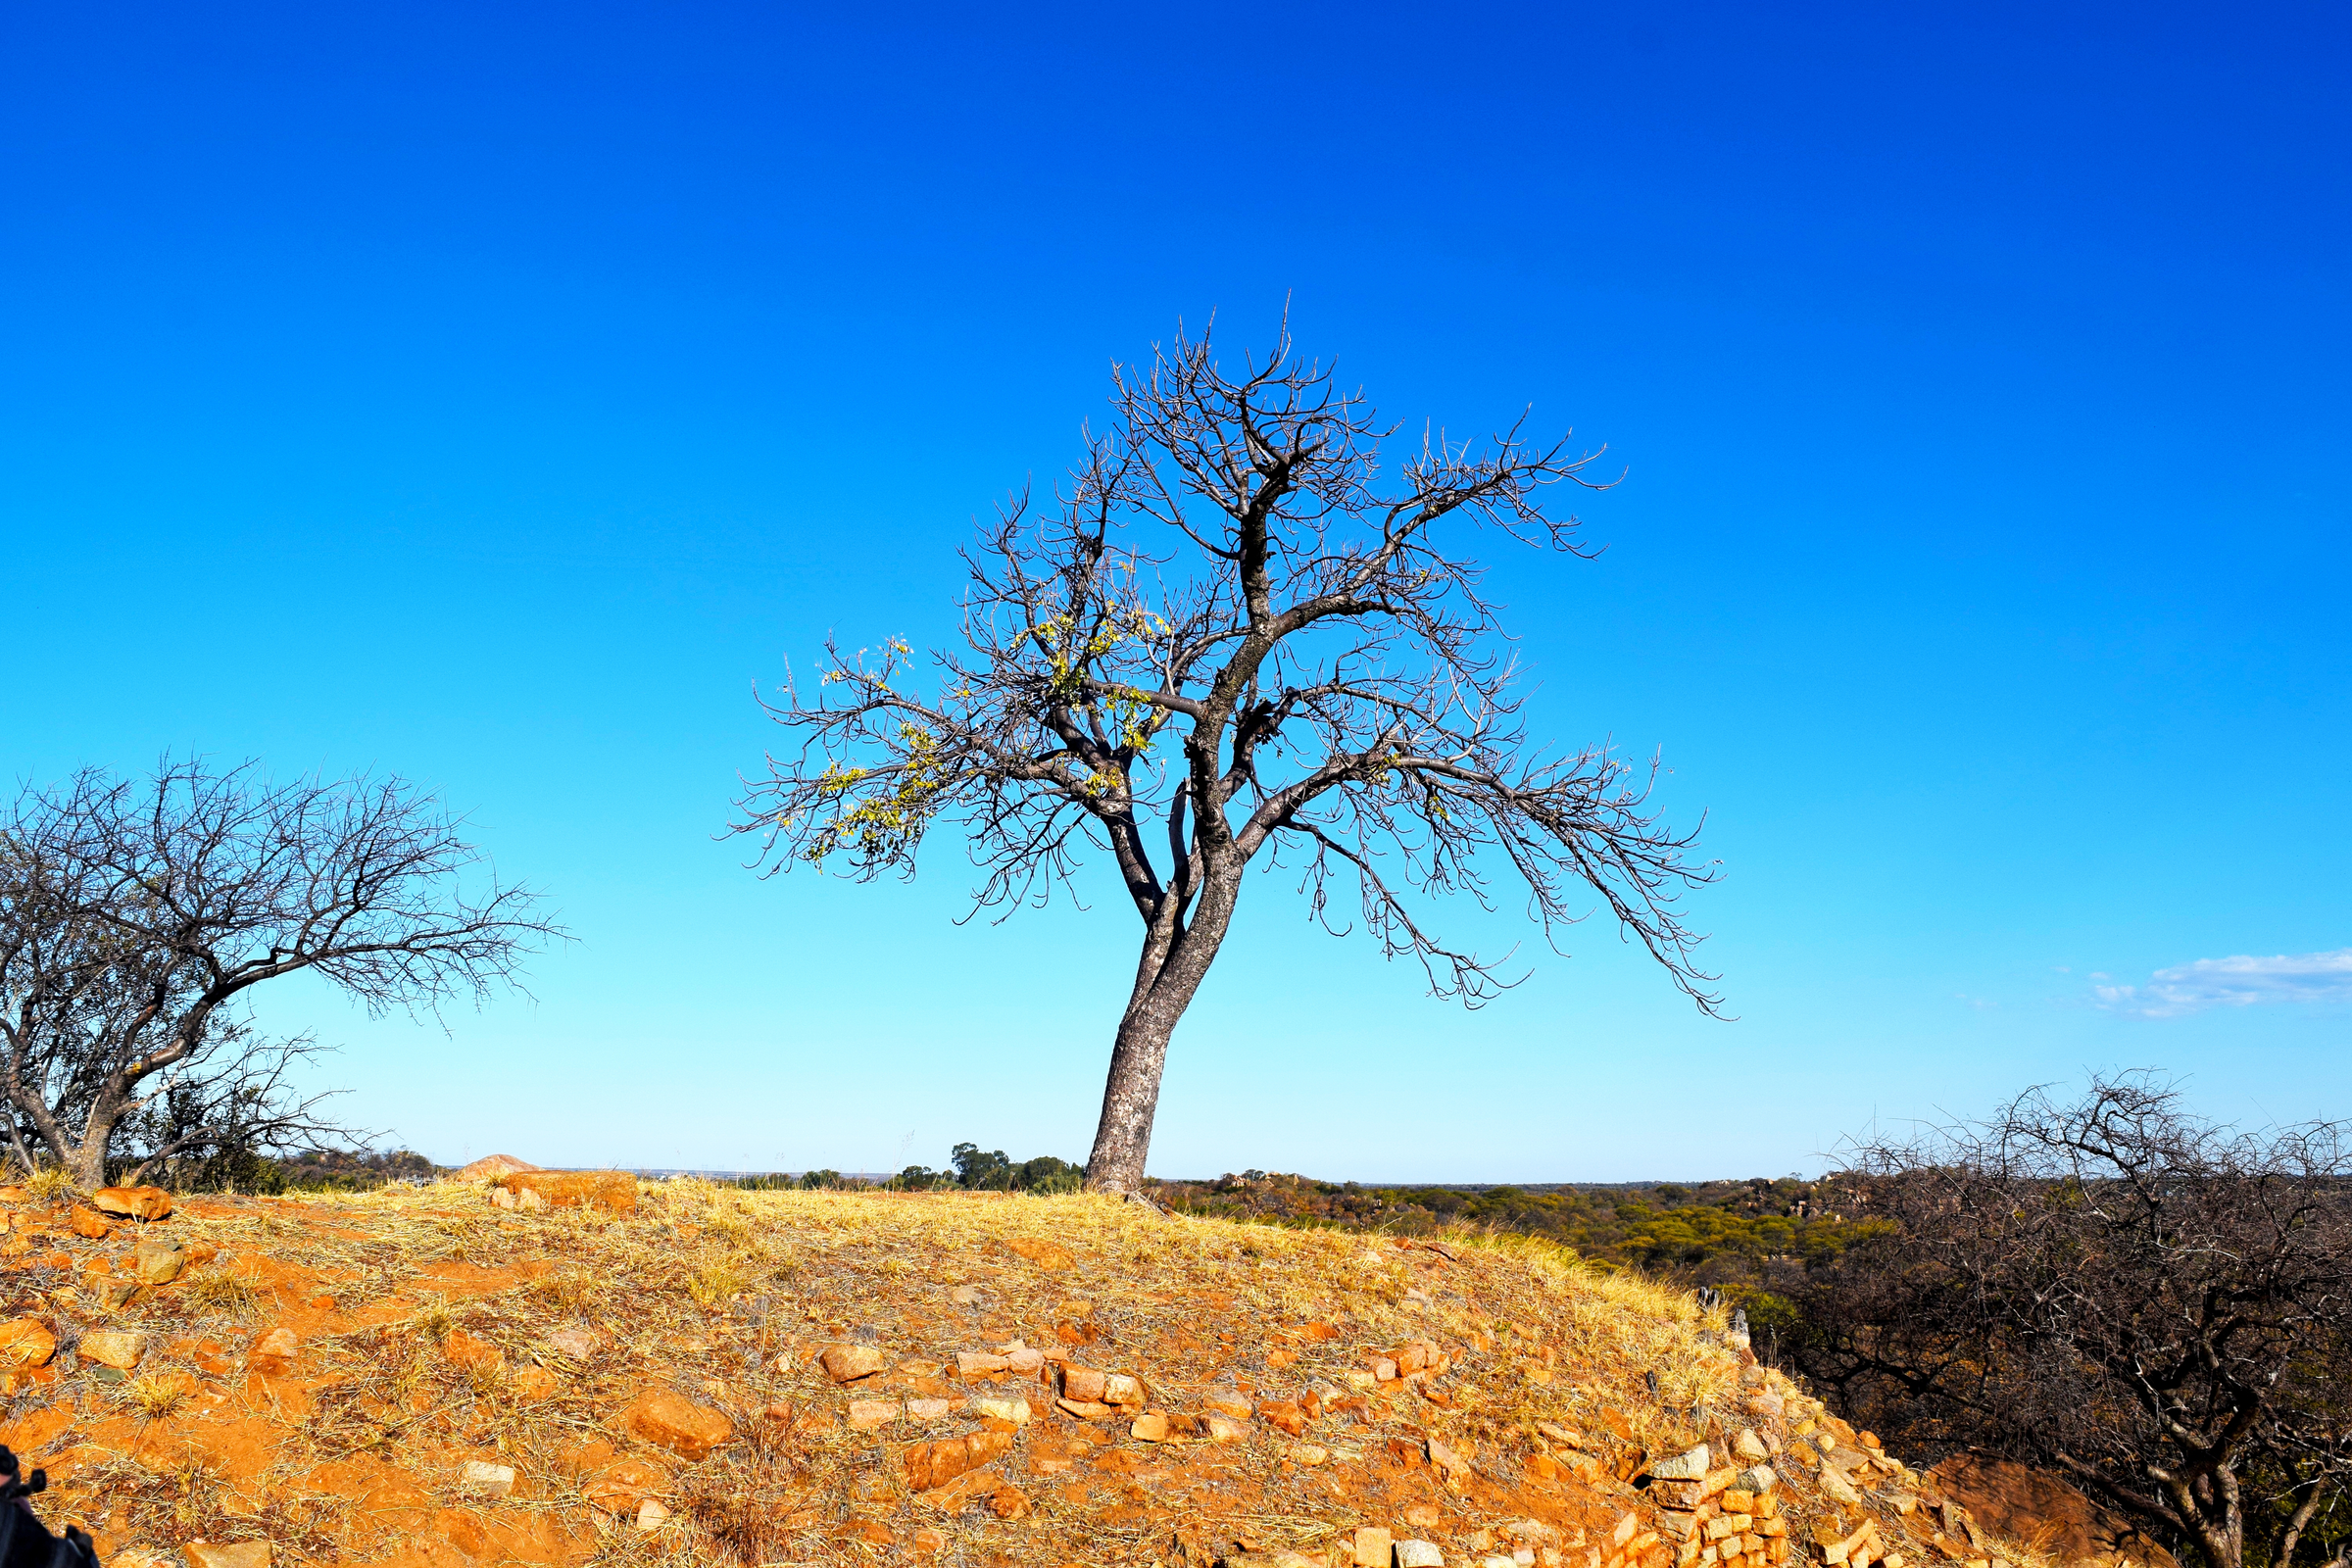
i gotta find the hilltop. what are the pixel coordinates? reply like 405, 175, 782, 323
0, 1174, 2032, 1568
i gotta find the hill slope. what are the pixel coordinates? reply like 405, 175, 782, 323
0, 1179, 2007, 1568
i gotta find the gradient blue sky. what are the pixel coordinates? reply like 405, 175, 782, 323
4, 2, 2346, 1180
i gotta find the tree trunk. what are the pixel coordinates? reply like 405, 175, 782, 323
1084, 867, 1241, 1194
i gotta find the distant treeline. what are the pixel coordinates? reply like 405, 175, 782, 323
1145, 1171, 1880, 1327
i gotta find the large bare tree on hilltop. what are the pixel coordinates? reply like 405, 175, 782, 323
736, 318, 1721, 1193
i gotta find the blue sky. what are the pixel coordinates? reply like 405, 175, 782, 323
4, 2, 2346, 1180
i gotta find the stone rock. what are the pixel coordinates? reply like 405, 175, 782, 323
1055, 1398, 1114, 1420
461, 1461, 515, 1497
1258, 1399, 1306, 1436
67, 1207, 114, 1240
493, 1169, 636, 1215
488, 1187, 517, 1210
1396, 1544, 1446, 1568
0, 1319, 56, 1369
987, 1483, 1031, 1520
1427, 1438, 1473, 1484
1290, 1443, 1330, 1465
91, 1186, 172, 1221
1653, 1443, 1714, 1481
1130, 1411, 1172, 1443
78, 1330, 145, 1370
1004, 1346, 1046, 1374
907, 1397, 953, 1420
949, 1284, 984, 1305
1736, 1428, 1771, 1461
1371, 1357, 1398, 1381
847, 1397, 899, 1431
956, 1350, 1012, 1375
903, 1429, 1012, 1491
1102, 1373, 1143, 1406
548, 1326, 601, 1360
456, 1154, 540, 1181
1003, 1236, 1074, 1270
621, 1389, 735, 1459
634, 1499, 669, 1532
133, 1237, 186, 1285
247, 1326, 298, 1374
1202, 1386, 1253, 1421
1202, 1414, 1246, 1444
1740, 1465, 1779, 1494
182, 1544, 270, 1568
822, 1344, 887, 1383
515, 1188, 547, 1212
1351, 1527, 1394, 1567
1060, 1365, 1106, 1402
1820, 1466, 1865, 1507
967, 1396, 1030, 1425
585, 1456, 668, 1513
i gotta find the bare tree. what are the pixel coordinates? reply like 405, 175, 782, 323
734, 317, 1721, 1193
1787, 1075, 2352, 1568
0, 760, 559, 1188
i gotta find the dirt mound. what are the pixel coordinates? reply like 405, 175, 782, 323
0, 1182, 2048, 1568
1930, 1455, 2177, 1568
452, 1154, 539, 1181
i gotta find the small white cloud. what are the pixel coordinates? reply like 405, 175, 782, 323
2094, 949, 2352, 1018
2052, 964, 2072, 974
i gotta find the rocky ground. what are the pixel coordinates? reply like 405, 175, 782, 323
0, 1173, 2058, 1568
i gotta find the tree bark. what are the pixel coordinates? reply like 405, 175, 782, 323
1084, 866, 1241, 1194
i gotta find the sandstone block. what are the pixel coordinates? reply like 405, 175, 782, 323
621, 1388, 734, 1459
1396, 1544, 1445, 1568
92, 1186, 172, 1221
822, 1344, 887, 1382
1653, 1444, 1713, 1482
1102, 1372, 1143, 1406
987, 1483, 1030, 1520
956, 1350, 1011, 1375
906, 1397, 953, 1421
461, 1461, 515, 1497
494, 1169, 636, 1215
634, 1499, 669, 1532
1202, 1386, 1252, 1421
1290, 1443, 1330, 1465
585, 1457, 668, 1513
133, 1238, 186, 1285
548, 1326, 601, 1360
488, 1187, 517, 1209
903, 1428, 1012, 1491
1060, 1365, 1106, 1402
1736, 1429, 1770, 1462
948, 1284, 983, 1305
1202, 1414, 1245, 1444
1427, 1438, 1472, 1485
1538, 1420, 1586, 1448
182, 1544, 270, 1568
7, 1313, 63, 1368
1055, 1397, 1113, 1420
78, 1330, 145, 1370
68, 1208, 114, 1240
1351, 1527, 1393, 1567
1005, 1346, 1045, 1374
1130, 1411, 1171, 1443
968, 1396, 1030, 1425
847, 1398, 900, 1431
246, 1326, 298, 1374
1258, 1398, 1306, 1436
1372, 1357, 1398, 1381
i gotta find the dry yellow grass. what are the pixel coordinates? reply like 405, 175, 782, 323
0, 1178, 1984, 1568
